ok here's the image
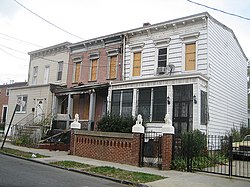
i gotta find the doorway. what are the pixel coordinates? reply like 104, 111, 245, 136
173, 85, 193, 137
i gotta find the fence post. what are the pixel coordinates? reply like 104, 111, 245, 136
132, 114, 145, 167
228, 136, 233, 178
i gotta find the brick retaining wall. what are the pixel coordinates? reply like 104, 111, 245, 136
70, 130, 142, 166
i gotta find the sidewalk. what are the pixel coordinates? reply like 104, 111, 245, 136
1, 142, 250, 187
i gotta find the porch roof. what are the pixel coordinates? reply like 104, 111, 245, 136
53, 83, 109, 96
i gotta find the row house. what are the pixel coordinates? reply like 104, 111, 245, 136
52, 34, 123, 130
0, 82, 27, 126
5, 42, 71, 135
107, 12, 248, 136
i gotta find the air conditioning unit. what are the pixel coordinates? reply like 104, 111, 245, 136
157, 67, 167, 74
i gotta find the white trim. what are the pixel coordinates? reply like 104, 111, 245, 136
180, 32, 200, 41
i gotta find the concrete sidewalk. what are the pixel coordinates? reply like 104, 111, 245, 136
1, 142, 250, 187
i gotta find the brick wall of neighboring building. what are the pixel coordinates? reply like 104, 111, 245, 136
70, 130, 142, 166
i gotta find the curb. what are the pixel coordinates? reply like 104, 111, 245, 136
0, 151, 150, 187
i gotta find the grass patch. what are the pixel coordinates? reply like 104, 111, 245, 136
50, 161, 166, 183
0, 147, 48, 158
50, 161, 90, 169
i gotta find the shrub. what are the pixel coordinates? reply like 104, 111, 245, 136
97, 115, 136, 133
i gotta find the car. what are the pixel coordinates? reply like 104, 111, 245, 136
232, 135, 250, 159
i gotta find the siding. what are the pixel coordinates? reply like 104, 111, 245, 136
207, 18, 248, 135
28, 52, 69, 85
124, 20, 208, 80
5, 85, 52, 134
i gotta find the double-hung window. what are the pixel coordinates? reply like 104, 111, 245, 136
32, 66, 38, 85
44, 65, 50, 84
57, 61, 63, 81
16, 96, 27, 113
158, 48, 167, 67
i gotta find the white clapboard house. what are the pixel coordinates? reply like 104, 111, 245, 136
107, 12, 248, 136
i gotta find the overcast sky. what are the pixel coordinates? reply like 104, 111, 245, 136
0, 0, 249, 84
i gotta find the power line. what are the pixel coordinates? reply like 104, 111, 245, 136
0, 47, 28, 61
187, 0, 250, 21
0, 32, 43, 48
13, 0, 84, 40
0, 44, 27, 54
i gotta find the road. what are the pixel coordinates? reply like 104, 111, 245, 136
0, 154, 128, 187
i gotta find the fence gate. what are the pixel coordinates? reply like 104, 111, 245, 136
172, 134, 250, 179
141, 131, 162, 169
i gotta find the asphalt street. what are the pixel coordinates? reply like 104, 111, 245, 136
0, 154, 128, 187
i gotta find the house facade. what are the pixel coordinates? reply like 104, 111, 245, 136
0, 82, 27, 126
52, 34, 123, 130
5, 42, 71, 135
107, 12, 248, 136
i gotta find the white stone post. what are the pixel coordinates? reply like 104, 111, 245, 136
70, 113, 81, 129
132, 114, 145, 133
162, 114, 174, 134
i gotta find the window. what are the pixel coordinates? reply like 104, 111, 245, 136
132, 52, 141, 76
90, 59, 98, 81
158, 48, 167, 67
185, 43, 196, 71
6, 88, 9, 96
108, 55, 117, 79
111, 89, 133, 116
44, 65, 50, 84
16, 96, 27, 113
32, 66, 38, 85
138, 87, 167, 122
57, 61, 63, 81
73, 62, 81, 82
201, 91, 208, 125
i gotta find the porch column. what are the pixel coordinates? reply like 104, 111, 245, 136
51, 93, 58, 117
132, 88, 138, 117
167, 85, 173, 120
107, 86, 112, 114
88, 91, 96, 131
67, 94, 73, 129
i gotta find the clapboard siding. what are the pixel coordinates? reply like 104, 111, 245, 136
207, 18, 247, 135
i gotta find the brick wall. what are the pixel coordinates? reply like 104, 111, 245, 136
70, 130, 142, 166
161, 134, 173, 170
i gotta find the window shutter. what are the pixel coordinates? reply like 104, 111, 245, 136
185, 43, 196, 71
133, 52, 141, 76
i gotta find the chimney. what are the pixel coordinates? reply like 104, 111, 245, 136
143, 22, 151, 27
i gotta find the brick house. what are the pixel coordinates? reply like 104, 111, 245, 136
52, 34, 123, 130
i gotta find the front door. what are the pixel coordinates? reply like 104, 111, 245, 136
1, 105, 8, 123
36, 99, 44, 122
173, 85, 193, 137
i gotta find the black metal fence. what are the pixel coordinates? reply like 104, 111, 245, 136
141, 131, 162, 169
172, 133, 250, 179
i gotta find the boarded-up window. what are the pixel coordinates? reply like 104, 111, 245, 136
74, 62, 81, 82
91, 59, 98, 81
185, 43, 196, 71
73, 95, 80, 117
109, 56, 117, 79
83, 94, 90, 120
133, 52, 141, 76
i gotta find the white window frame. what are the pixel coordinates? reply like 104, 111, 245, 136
32, 66, 38, 85
44, 65, 50, 84
16, 95, 27, 113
